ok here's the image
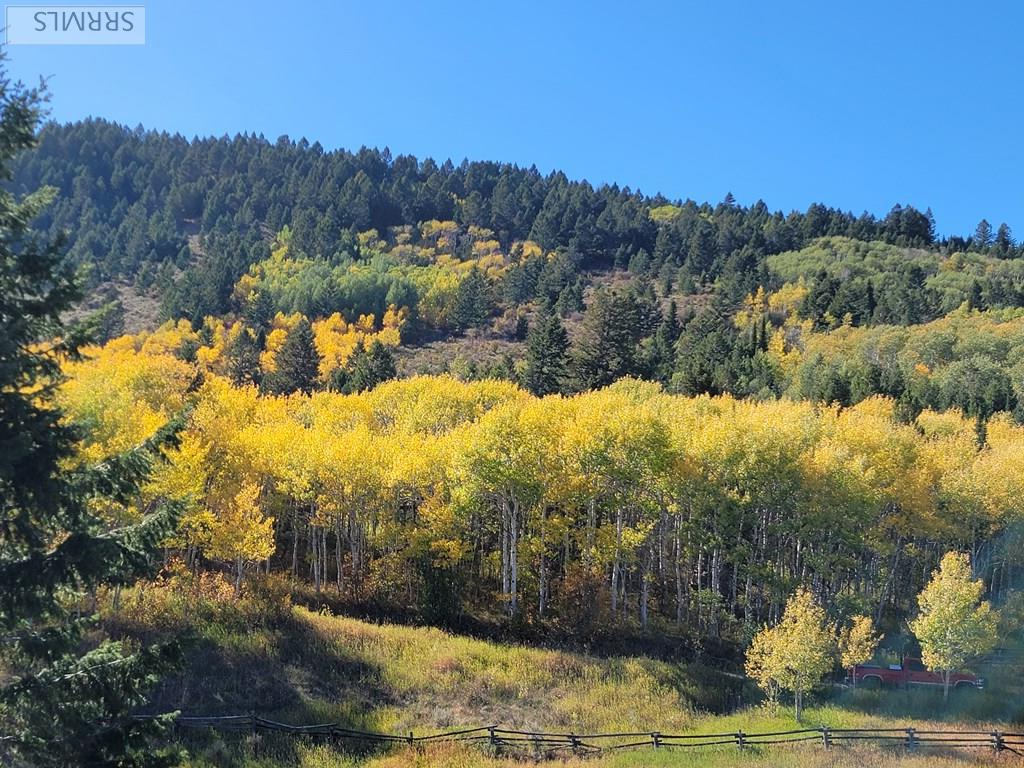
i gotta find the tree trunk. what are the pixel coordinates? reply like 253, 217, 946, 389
674, 521, 684, 626
500, 498, 509, 609
611, 508, 623, 616
510, 497, 519, 615
538, 507, 547, 616
640, 545, 650, 631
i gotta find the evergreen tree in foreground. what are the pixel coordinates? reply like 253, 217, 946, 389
523, 304, 569, 396
0, 66, 183, 766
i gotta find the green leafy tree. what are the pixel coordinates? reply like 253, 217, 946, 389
0, 68, 182, 767
745, 589, 836, 721
263, 316, 320, 395
523, 304, 569, 396
910, 552, 998, 700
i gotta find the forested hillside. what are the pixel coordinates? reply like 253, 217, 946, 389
16, 118, 1024, 634
16, 119, 1024, 413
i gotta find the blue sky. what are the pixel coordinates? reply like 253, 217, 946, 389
7, 0, 1022, 237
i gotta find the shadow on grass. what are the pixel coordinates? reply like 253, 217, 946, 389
133, 607, 399, 766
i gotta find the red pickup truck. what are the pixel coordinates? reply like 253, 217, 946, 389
848, 657, 984, 690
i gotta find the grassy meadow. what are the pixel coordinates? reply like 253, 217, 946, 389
102, 572, 1023, 768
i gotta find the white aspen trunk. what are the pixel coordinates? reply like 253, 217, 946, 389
348, 511, 360, 585
586, 499, 596, 565
674, 519, 684, 626
311, 526, 321, 594
611, 508, 623, 615
500, 498, 509, 607
321, 527, 328, 594
539, 506, 547, 616
510, 497, 519, 615
334, 519, 344, 593
291, 504, 300, 579
640, 545, 650, 631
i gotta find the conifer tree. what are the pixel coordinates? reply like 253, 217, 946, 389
523, 304, 569, 396
226, 325, 262, 386
263, 316, 320, 394
0, 66, 182, 767
570, 288, 644, 390
453, 266, 494, 332
347, 339, 397, 393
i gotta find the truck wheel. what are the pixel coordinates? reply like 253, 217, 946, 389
861, 676, 882, 690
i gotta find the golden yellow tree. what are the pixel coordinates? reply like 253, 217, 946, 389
745, 588, 836, 721
839, 615, 880, 688
910, 552, 998, 700
210, 481, 275, 596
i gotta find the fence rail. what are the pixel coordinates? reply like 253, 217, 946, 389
153, 714, 1024, 757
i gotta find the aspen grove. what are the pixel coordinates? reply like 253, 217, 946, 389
59, 324, 1024, 637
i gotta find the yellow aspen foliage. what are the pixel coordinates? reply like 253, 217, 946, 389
259, 311, 303, 372
210, 480, 276, 594
910, 552, 998, 699
839, 615, 880, 684
745, 588, 836, 721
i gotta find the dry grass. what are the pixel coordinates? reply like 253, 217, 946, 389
108, 576, 1022, 768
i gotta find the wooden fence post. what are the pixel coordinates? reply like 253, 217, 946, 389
652, 731, 661, 749
488, 726, 496, 748
821, 726, 831, 749
993, 731, 1004, 752
570, 733, 580, 754
906, 727, 917, 751
736, 730, 745, 749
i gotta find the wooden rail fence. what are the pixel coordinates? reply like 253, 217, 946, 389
156, 715, 1024, 757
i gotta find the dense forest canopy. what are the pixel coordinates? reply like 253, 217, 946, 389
14, 118, 1015, 328
59, 327, 1024, 641
13, 116, 1024, 656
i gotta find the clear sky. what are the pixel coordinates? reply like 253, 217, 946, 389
7, 0, 1022, 237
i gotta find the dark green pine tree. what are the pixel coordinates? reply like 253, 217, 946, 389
452, 265, 494, 332
523, 304, 569, 396
263, 317, 321, 394
671, 302, 738, 396
226, 325, 262, 386
0, 68, 183, 768
644, 300, 681, 385
345, 339, 397, 393
570, 288, 645, 390
974, 218, 993, 251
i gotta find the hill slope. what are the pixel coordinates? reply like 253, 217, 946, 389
105, 576, 1017, 768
